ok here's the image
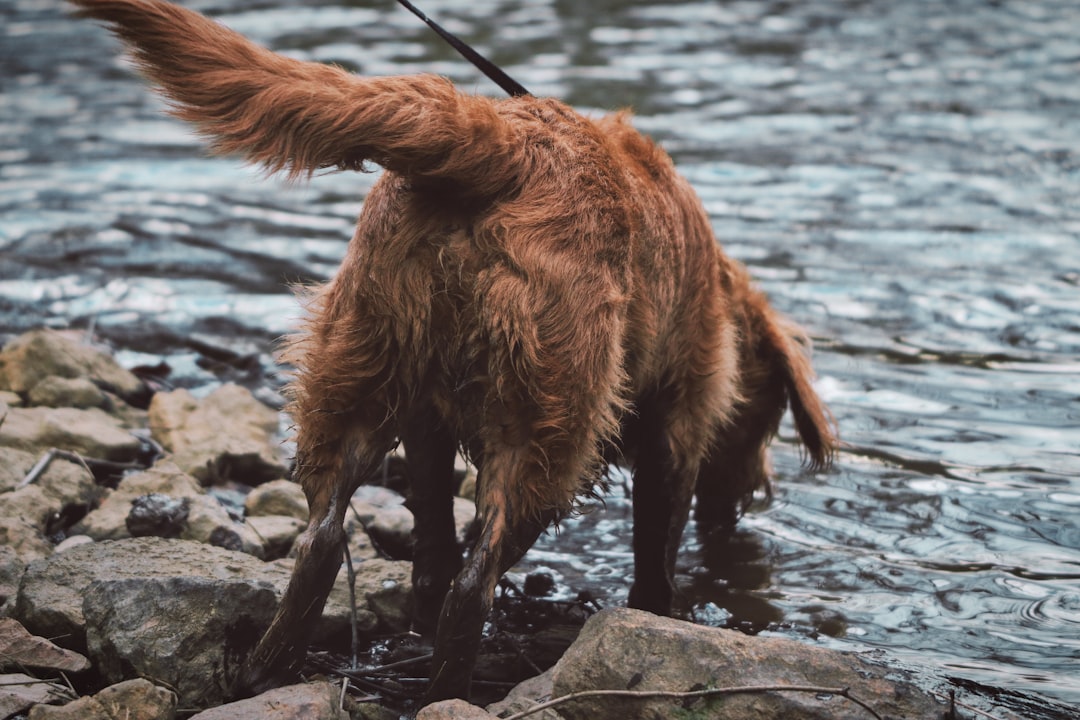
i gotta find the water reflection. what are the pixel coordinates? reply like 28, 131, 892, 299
2, 0, 1079, 711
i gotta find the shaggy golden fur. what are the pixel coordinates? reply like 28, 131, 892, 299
71, 0, 837, 704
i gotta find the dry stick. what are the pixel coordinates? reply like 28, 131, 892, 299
57, 671, 78, 700
342, 542, 360, 670
338, 676, 350, 712
19, 448, 62, 488
19, 447, 142, 488
354, 652, 433, 676
502, 684, 884, 720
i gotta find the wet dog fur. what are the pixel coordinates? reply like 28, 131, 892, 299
70, 0, 838, 704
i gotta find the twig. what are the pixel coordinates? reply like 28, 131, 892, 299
0, 677, 70, 692
354, 652, 433, 676
57, 671, 79, 700
339, 676, 349, 711
343, 542, 359, 670
502, 684, 883, 720
19, 447, 145, 488
19, 448, 61, 488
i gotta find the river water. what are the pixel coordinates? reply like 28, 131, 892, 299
2, 0, 1078, 714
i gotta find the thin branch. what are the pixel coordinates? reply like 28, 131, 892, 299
355, 652, 433, 676
19, 448, 61, 488
0, 677, 69, 692
502, 684, 883, 720
19, 447, 146, 488
342, 542, 359, 670
339, 676, 349, 711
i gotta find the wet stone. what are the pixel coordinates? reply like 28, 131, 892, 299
125, 493, 190, 539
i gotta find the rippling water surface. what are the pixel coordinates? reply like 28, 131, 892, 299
3, 0, 1078, 713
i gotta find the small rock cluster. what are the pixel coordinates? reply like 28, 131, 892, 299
0, 329, 953, 720
0, 329, 443, 718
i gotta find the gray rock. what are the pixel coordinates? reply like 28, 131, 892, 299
0, 329, 145, 404
186, 681, 348, 720
13, 538, 274, 652
33, 457, 100, 513
71, 461, 264, 556
0, 483, 56, 569
83, 576, 278, 709
343, 515, 379, 563
26, 678, 176, 720
0, 447, 37, 493
246, 515, 305, 560
0, 406, 141, 461
416, 699, 497, 720
348, 558, 412, 633
486, 668, 562, 720
0, 517, 53, 564
0, 545, 23, 607
351, 486, 475, 560
0, 458, 98, 542
245, 479, 308, 520
148, 384, 287, 484
0, 486, 56, 533
0, 672, 69, 719
0, 617, 90, 673
28, 376, 107, 410
13, 537, 386, 656
125, 493, 190, 538
550, 608, 945, 720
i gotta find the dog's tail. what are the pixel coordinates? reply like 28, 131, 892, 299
70, 0, 518, 192
764, 315, 838, 472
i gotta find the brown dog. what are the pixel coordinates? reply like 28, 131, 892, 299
71, 0, 837, 704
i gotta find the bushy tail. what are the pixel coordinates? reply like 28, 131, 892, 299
763, 314, 838, 472
70, 0, 518, 191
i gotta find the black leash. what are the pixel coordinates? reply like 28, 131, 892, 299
395, 0, 531, 97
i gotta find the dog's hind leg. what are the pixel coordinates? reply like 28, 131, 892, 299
232, 293, 402, 696
424, 446, 555, 702
401, 405, 462, 635
233, 418, 390, 696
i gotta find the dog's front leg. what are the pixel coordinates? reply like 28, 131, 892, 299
424, 448, 552, 703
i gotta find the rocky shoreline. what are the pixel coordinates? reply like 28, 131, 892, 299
0, 329, 1031, 719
